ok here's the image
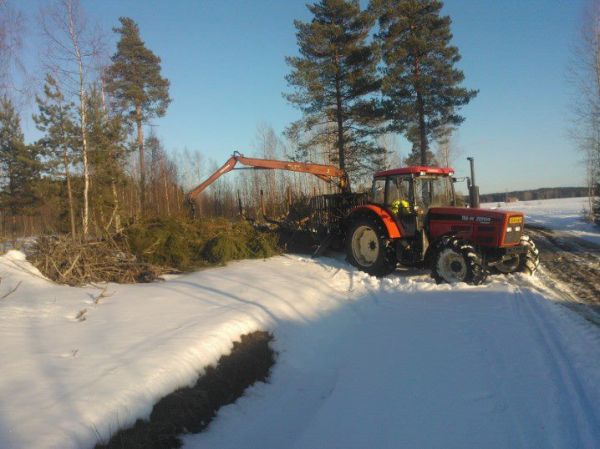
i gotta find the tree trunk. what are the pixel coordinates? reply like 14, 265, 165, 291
162, 159, 171, 215
79, 87, 90, 237
111, 180, 122, 232
416, 91, 428, 165
63, 152, 76, 237
7, 162, 16, 239
414, 57, 428, 166
136, 104, 145, 216
335, 74, 345, 172
66, 1, 90, 238
58, 100, 77, 238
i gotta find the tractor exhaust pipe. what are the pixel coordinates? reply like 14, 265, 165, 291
467, 157, 480, 208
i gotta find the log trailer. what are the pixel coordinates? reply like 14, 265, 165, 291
188, 152, 539, 285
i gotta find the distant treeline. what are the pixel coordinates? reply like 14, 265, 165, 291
480, 187, 592, 204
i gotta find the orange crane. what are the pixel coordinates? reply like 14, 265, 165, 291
187, 151, 350, 200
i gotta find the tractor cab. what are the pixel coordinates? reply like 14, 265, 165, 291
371, 166, 456, 236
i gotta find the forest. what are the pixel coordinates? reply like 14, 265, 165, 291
0, 0, 597, 245
0, 0, 480, 240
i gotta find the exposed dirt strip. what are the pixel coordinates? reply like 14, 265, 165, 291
95, 331, 275, 449
525, 225, 600, 320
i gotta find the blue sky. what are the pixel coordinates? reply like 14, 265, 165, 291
18, 0, 585, 193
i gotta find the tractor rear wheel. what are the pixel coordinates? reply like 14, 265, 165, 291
346, 216, 396, 277
496, 235, 539, 275
432, 236, 487, 285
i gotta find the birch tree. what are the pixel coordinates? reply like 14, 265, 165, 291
40, 0, 103, 237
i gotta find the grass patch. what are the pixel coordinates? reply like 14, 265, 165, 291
95, 331, 275, 449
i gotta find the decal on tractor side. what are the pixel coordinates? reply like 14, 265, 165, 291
461, 215, 492, 223
428, 212, 499, 223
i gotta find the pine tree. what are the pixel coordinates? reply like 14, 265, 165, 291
284, 0, 384, 183
33, 74, 79, 236
403, 126, 436, 165
105, 17, 171, 216
85, 84, 129, 233
0, 96, 40, 235
373, 0, 477, 166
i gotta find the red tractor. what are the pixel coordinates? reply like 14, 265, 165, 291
188, 153, 539, 285
342, 165, 539, 284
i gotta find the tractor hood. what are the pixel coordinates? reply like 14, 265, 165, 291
427, 207, 525, 247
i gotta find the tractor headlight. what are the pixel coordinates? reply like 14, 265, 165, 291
515, 226, 521, 232
506, 227, 513, 232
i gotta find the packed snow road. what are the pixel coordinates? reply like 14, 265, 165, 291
184, 267, 600, 449
1, 248, 600, 449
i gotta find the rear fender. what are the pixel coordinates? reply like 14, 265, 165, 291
348, 205, 402, 239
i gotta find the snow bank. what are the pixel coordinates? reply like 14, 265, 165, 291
484, 197, 600, 245
1, 246, 600, 449
0, 251, 402, 449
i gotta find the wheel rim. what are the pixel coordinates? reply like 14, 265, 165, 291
437, 248, 467, 282
496, 255, 520, 273
351, 225, 379, 267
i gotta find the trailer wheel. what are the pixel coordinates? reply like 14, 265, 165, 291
432, 236, 487, 285
346, 216, 396, 277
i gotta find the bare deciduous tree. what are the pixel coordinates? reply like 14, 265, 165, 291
0, 0, 25, 97
569, 0, 600, 219
434, 128, 462, 168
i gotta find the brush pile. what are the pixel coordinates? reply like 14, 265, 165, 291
30, 235, 168, 286
28, 218, 281, 286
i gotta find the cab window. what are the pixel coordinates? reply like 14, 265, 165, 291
372, 178, 385, 204
386, 176, 411, 205
414, 176, 454, 210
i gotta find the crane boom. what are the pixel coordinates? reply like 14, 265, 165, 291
187, 152, 349, 199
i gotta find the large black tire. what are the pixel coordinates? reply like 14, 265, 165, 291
431, 236, 487, 285
346, 215, 397, 277
496, 234, 539, 275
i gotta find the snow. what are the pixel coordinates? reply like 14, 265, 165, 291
484, 197, 600, 246
1, 197, 600, 449
184, 270, 600, 449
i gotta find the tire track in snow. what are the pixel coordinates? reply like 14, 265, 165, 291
513, 286, 600, 448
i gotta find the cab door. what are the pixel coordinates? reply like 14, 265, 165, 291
385, 175, 416, 237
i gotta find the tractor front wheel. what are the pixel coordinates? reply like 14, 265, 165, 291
495, 235, 540, 275
346, 216, 396, 277
432, 236, 487, 285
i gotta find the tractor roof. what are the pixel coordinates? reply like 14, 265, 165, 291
374, 166, 454, 178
